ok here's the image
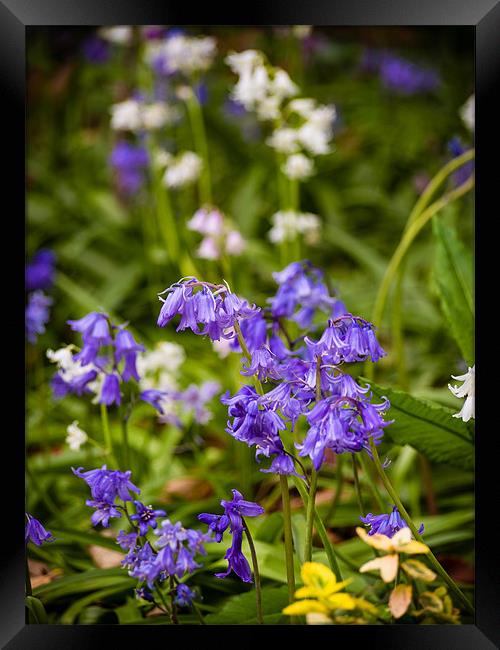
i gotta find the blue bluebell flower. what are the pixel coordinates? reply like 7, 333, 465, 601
86, 498, 122, 528
82, 35, 109, 63
73, 465, 141, 502
130, 501, 166, 536
360, 506, 424, 538
114, 328, 145, 382
99, 372, 122, 406
448, 137, 474, 187
25, 513, 54, 546
198, 489, 264, 583
26, 250, 56, 292
26, 291, 53, 344
379, 55, 441, 94
175, 583, 197, 607
154, 519, 210, 579
109, 141, 149, 195
117, 530, 138, 550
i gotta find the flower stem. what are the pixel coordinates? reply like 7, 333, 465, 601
185, 89, 212, 205
325, 454, 344, 523
280, 475, 296, 610
242, 518, 264, 625
169, 576, 179, 624
368, 438, 474, 616
304, 468, 318, 563
351, 453, 365, 517
100, 403, 118, 469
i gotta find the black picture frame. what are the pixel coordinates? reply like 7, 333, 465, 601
4, 1, 499, 647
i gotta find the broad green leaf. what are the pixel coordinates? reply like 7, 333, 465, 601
60, 585, 128, 624
25, 596, 48, 624
363, 380, 474, 471
205, 585, 289, 625
50, 528, 121, 551
34, 568, 135, 603
432, 217, 474, 365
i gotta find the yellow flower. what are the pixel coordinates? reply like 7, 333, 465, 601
357, 527, 430, 583
283, 562, 376, 619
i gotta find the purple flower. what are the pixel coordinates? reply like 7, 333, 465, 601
297, 395, 392, 470
128, 542, 163, 588
73, 465, 140, 502
198, 489, 264, 583
117, 530, 138, 550
109, 141, 149, 195
25, 513, 54, 546
379, 55, 441, 95
136, 587, 155, 602
82, 35, 109, 63
194, 81, 208, 105
26, 291, 52, 344
86, 499, 123, 528
241, 346, 281, 381
99, 372, 122, 406
360, 506, 424, 538
140, 389, 169, 413
114, 328, 145, 382
231, 312, 268, 354
175, 583, 197, 607
154, 519, 209, 579
448, 137, 474, 187
26, 250, 56, 292
68, 312, 112, 366
181, 381, 221, 424
130, 501, 166, 536
157, 278, 260, 342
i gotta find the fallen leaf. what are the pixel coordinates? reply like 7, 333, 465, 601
88, 545, 125, 569
389, 584, 413, 619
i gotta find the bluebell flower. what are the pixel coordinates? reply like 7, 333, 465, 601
114, 328, 145, 382
25, 513, 54, 546
154, 519, 209, 579
130, 501, 166, 536
68, 312, 112, 365
99, 372, 122, 406
136, 586, 155, 602
117, 530, 138, 550
360, 506, 424, 538
198, 489, 264, 583
86, 498, 123, 527
26, 291, 53, 344
379, 54, 441, 95
127, 542, 163, 588
73, 465, 141, 502
175, 583, 197, 607
157, 277, 260, 342
109, 141, 149, 195
82, 35, 109, 63
297, 395, 392, 470
140, 389, 169, 413
241, 346, 281, 381
448, 137, 474, 187
26, 250, 56, 292
230, 312, 268, 354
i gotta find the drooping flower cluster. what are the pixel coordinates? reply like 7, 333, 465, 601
49, 312, 145, 408
74, 466, 209, 608
25, 513, 54, 546
198, 489, 264, 583
360, 49, 441, 95
361, 506, 424, 538
25, 249, 56, 344
157, 277, 260, 342
268, 210, 320, 245
448, 365, 475, 422
187, 206, 246, 260
145, 33, 217, 77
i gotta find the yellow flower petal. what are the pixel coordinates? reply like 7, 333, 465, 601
359, 554, 399, 582
397, 541, 430, 555
389, 584, 413, 619
283, 600, 329, 616
356, 527, 394, 552
301, 561, 336, 590
324, 593, 357, 610
294, 586, 319, 599
324, 578, 353, 595
353, 597, 378, 614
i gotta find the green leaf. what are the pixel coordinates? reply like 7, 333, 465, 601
33, 568, 135, 603
432, 217, 474, 365
25, 596, 48, 624
60, 585, 128, 624
205, 585, 289, 625
363, 380, 474, 471
49, 528, 122, 551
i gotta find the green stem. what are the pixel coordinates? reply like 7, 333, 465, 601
121, 415, 131, 471
291, 475, 342, 581
391, 260, 409, 389
100, 404, 118, 469
280, 475, 296, 609
304, 469, 317, 563
366, 174, 474, 381
242, 518, 264, 624
351, 453, 365, 517
169, 575, 179, 624
325, 455, 344, 523
359, 452, 385, 511
368, 438, 474, 616
185, 89, 212, 205
191, 599, 207, 625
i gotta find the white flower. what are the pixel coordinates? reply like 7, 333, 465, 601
448, 365, 475, 422
225, 50, 264, 75
272, 69, 299, 100
154, 150, 173, 168
266, 128, 300, 154
268, 210, 321, 244
141, 102, 178, 130
137, 342, 185, 393
282, 153, 314, 179
163, 151, 202, 188
292, 25, 313, 39
288, 98, 317, 118
99, 26, 132, 45
110, 99, 143, 131
197, 236, 220, 260
297, 121, 332, 155
460, 94, 474, 131
149, 35, 217, 75
187, 207, 224, 236
46, 346, 99, 384
66, 421, 88, 451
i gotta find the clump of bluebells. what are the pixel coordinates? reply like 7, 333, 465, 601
73, 465, 210, 613
198, 489, 264, 583
361, 506, 424, 538
25, 249, 56, 344
155, 260, 391, 478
